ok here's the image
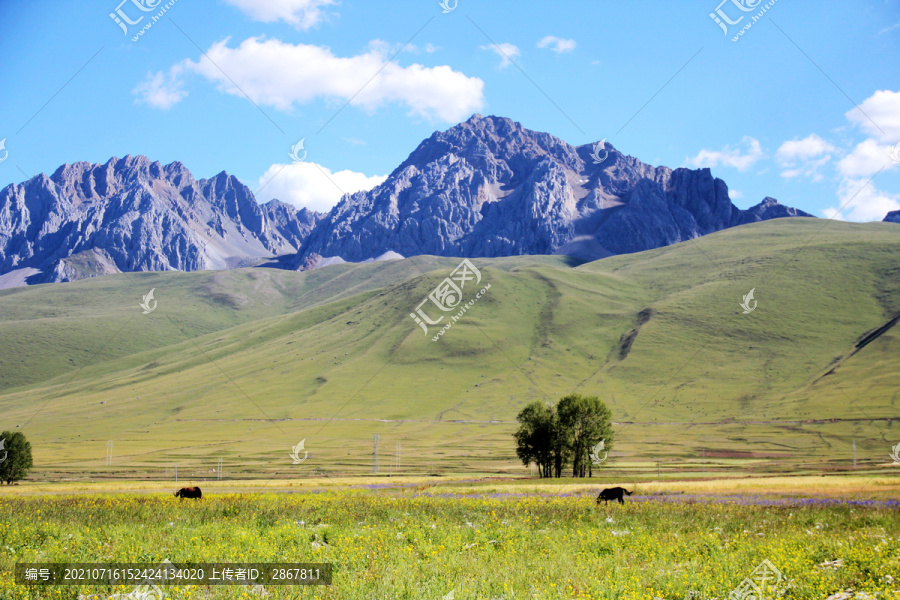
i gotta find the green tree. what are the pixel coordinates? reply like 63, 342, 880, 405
513, 401, 562, 478
556, 394, 614, 478
0, 431, 33, 485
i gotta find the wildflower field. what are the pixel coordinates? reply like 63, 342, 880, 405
1, 478, 898, 600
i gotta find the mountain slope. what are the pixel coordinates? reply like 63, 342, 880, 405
294, 114, 812, 266
2, 219, 897, 476
0, 253, 569, 391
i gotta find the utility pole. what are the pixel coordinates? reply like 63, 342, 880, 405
396, 443, 401, 472
853, 440, 857, 469
218, 457, 223, 480
657, 460, 660, 478
106, 441, 113, 466
373, 435, 379, 474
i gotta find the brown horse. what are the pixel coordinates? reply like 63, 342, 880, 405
174, 486, 202, 500
596, 487, 633, 505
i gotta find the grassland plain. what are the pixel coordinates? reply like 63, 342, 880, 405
0, 219, 898, 480
1, 477, 899, 599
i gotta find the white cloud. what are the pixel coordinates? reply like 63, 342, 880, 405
834, 89, 900, 178
830, 89, 900, 221
480, 42, 520, 69
776, 134, 836, 163
257, 162, 386, 213
824, 177, 900, 222
537, 35, 576, 54
837, 138, 900, 178
403, 43, 439, 54
845, 89, 900, 143
729, 190, 744, 199
879, 19, 900, 35
775, 134, 836, 181
766, 89, 900, 223
779, 156, 830, 181
132, 69, 187, 109
685, 137, 764, 172
144, 37, 484, 122
221, 0, 335, 29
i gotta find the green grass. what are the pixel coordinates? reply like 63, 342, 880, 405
1, 478, 899, 599
0, 218, 898, 479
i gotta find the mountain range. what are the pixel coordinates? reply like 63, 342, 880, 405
3, 114, 892, 288
0, 156, 321, 288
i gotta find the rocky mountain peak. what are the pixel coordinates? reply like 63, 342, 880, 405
292, 117, 813, 267
395, 114, 582, 177
0, 157, 324, 286
44, 155, 201, 207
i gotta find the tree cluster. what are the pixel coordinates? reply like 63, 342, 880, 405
0, 431, 33, 484
513, 394, 613, 478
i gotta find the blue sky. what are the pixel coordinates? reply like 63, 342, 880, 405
1, 0, 899, 220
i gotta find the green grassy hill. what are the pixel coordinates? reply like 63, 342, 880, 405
1, 218, 898, 481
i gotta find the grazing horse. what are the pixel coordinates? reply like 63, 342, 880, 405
174, 486, 202, 500
596, 487, 633, 505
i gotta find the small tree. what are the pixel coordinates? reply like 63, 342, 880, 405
556, 394, 614, 478
514, 395, 613, 478
0, 431, 33, 485
513, 402, 561, 478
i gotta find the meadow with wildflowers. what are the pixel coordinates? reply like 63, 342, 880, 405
1, 478, 898, 600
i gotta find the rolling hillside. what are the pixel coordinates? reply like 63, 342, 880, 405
1, 218, 898, 481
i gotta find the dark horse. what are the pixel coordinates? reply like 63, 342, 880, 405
596, 487, 633, 505
174, 486, 202, 500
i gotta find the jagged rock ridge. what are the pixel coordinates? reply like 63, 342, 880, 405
0, 155, 323, 285
293, 114, 814, 266
0, 115, 822, 288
